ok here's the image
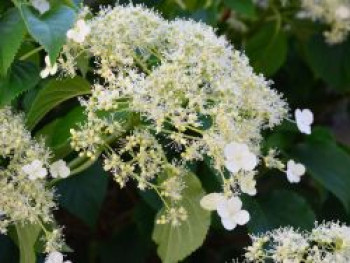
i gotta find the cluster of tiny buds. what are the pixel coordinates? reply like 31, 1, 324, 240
55, 4, 315, 229
156, 206, 188, 227
245, 222, 350, 262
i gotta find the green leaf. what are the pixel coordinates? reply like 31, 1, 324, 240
35, 106, 86, 159
0, 8, 26, 76
223, 0, 255, 17
0, 61, 40, 107
246, 22, 288, 76
294, 139, 350, 212
152, 172, 210, 263
26, 76, 91, 130
242, 196, 270, 234
258, 190, 316, 230
56, 162, 109, 228
20, 5, 76, 63
15, 223, 41, 263
305, 36, 350, 91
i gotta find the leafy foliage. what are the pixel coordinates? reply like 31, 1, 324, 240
0, 0, 350, 262
0, 61, 39, 107
0, 8, 26, 76
152, 172, 210, 263
26, 77, 90, 130
20, 5, 76, 63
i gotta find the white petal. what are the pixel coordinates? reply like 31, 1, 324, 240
302, 109, 314, 124
22, 164, 32, 175
298, 123, 311, 135
217, 199, 230, 218
241, 152, 257, 171
40, 68, 50, 79
50, 63, 58, 75
37, 168, 48, 179
66, 29, 75, 39
287, 172, 301, 183
226, 196, 242, 212
45, 251, 63, 263
200, 193, 225, 211
221, 217, 237, 230
76, 19, 86, 29
32, 160, 43, 169
295, 108, 313, 134
224, 142, 237, 158
74, 33, 85, 43
233, 210, 250, 225
44, 55, 50, 66
294, 163, 306, 176
224, 160, 239, 173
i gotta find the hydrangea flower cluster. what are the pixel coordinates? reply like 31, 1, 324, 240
58, 4, 312, 228
245, 222, 350, 262
298, 0, 350, 44
0, 107, 69, 252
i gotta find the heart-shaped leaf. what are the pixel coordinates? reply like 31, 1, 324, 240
20, 5, 76, 63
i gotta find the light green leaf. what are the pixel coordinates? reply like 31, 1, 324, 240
294, 139, 350, 212
35, 106, 86, 159
246, 22, 288, 76
20, 5, 76, 63
0, 61, 40, 107
15, 223, 41, 263
0, 8, 26, 76
26, 76, 91, 130
152, 172, 210, 263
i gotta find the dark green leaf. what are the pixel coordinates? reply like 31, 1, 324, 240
242, 196, 270, 234
258, 190, 316, 230
20, 5, 76, 63
305, 35, 350, 90
152, 172, 210, 263
223, 0, 255, 17
246, 22, 288, 76
98, 225, 149, 263
26, 76, 91, 130
56, 162, 109, 228
0, 61, 39, 107
0, 8, 26, 76
294, 139, 350, 212
35, 106, 86, 159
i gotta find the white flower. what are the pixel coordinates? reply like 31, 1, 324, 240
40, 56, 58, 79
335, 5, 350, 20
286, 160, 306, 183
200, 193, 226, 211
22, 160, 47, 180
50, 160, 70, 179
45, 251, 71, 263
224, 142, 258, 173
217, 196, 250, 230
295, 108, 313, 135
67, 19, 91, 43
31, 0, 50, 15
238, 173, 257, 196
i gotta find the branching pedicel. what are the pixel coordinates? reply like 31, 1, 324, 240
59, 4, 310, 229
